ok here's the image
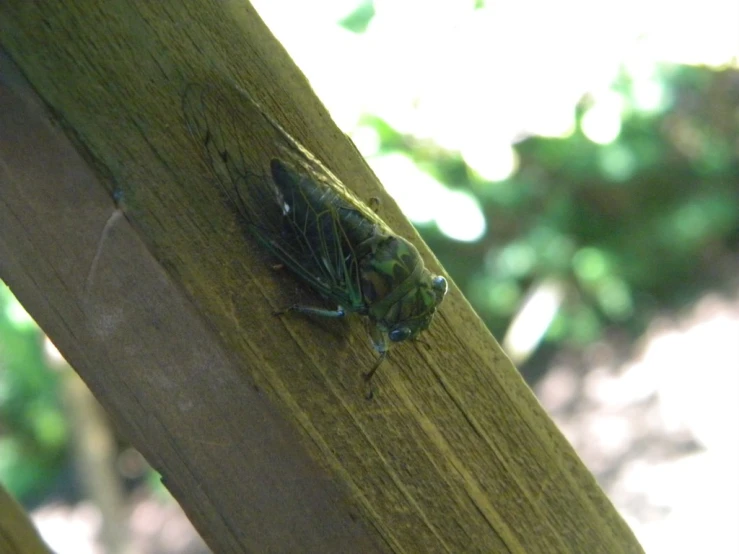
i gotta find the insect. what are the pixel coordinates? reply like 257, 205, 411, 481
182, 83, 447, 382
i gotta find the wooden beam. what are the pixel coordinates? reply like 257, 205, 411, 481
0, 484, 52, 554
0, 1, 643, 552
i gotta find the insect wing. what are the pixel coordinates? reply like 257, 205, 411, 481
182, 84, 283, 244
182, 84, 372, 309
267, 121, 392, 237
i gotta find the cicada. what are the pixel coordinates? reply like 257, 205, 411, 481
182, 83, 447, 382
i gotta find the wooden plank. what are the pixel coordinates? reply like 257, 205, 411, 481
0, 484, 52, 554
0, 2, 644, 552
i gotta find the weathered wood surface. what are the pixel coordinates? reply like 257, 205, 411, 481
0, 484, 52, 554
0, 1, 643, 552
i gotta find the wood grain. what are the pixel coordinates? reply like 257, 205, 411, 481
0, 1, 644, 552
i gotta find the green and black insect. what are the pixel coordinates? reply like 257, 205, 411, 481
182, 83, 447, 382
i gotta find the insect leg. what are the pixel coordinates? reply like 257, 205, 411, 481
363, 350, 386, 383
273, 305, 346, 318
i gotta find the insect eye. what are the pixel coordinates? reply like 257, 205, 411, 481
432, 275, 448, 294
389, 327, 412, 342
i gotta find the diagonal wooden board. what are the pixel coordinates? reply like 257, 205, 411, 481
0, 1, 644, 552
0, 50, 382, 553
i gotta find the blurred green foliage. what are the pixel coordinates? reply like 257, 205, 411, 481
0, 284, 67, 501
373, 64, 738, 364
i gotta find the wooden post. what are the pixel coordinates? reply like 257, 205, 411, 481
0, 484, 52, 554
0, 2, 643, 552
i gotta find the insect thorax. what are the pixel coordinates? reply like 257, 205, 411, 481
360, 236, 443, 333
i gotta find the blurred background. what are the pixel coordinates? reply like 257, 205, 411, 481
1, 0, 737, 552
